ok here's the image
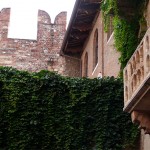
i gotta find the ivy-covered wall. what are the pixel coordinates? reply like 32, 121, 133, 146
0, 67, 139, 150
101, 0, 148, 75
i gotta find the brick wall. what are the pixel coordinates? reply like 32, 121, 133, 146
0, 8, 80, 76
103, 32, 120, 77
81, 12, 120, 78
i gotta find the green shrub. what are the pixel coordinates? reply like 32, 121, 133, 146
0, 67, 139, 150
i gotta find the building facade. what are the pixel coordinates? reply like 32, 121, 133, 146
62, 0, 150, 149
80, 13, 120, 78
61, 0, 120, 79
123, 0, 150, 149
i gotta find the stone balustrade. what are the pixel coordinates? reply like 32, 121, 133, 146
124, 28, 150, 108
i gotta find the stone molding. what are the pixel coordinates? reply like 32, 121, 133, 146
132, 111, 150, 134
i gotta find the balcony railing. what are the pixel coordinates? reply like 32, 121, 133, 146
123, 28, 150, 112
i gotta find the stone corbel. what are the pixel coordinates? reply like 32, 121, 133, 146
131, 111, 150, 134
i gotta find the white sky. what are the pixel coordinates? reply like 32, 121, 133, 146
0, 0, 76, 40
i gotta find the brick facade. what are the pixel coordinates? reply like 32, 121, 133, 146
0, 8, 80, 77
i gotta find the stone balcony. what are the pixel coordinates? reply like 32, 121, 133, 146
123, 28, 150, 133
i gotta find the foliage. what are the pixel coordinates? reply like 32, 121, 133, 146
0, 67, 139, 150
113, 17, 139, 72
101, 0, 118, 31
101, 0, 148, 75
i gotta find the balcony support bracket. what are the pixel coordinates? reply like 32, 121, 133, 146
131, 111, 150, 134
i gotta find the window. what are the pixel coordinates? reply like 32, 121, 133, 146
93, 29, 98, 70
146, 55, 150, 73
84, 52, 88, 77
107, 16, 113, 41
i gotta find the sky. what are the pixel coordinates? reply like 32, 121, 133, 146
0, 0, 76, 40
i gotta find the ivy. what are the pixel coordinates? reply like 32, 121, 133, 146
101, 0, 148, 76
113, 16, 139, 72
0, 67, 139, 150
101, 0, 118, 31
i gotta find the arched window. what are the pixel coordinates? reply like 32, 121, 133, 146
136, 51, 140, 64
137, 69, 141, 85
130, 63, 133, 76
107, 16, 113, 41
93, 29, 98, 70
139, 45, 143, 63
84, 52, 88, 77
146, 55, 150, 73
125, 70, 128, 82
141, 67, 144, 79
125, 86, 128, 102
133, 74, 137, 91
133, 57, 136, 71
146, 36, 149, 50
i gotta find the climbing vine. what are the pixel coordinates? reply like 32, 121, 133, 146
101, 0, 148, 75
113, 17, 139, 72
101, 0, 118, 31
0, 67, 139, 150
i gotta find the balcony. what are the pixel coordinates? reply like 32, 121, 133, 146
123, 28, 150, 133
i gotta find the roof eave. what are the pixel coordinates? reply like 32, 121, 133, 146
60, 0, 81, 56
